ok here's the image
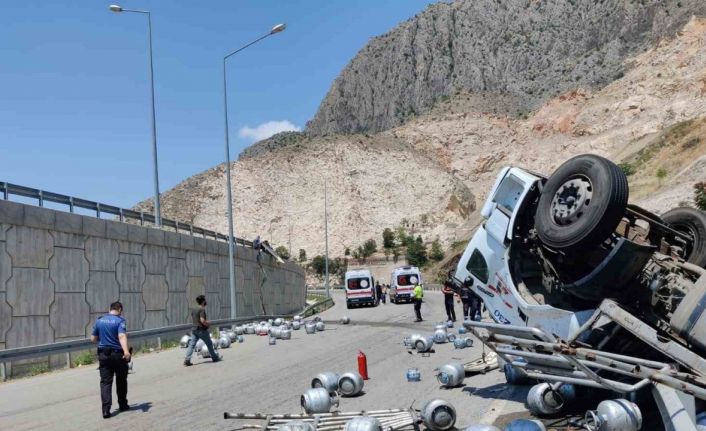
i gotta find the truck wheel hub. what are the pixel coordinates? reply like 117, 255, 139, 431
551, 176, 593, 225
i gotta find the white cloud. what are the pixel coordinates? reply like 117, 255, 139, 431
238, 120, 301, 141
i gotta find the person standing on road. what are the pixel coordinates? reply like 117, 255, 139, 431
381, 284, 387, 304
91, 301, 130, 419
459, 278, 482, 321
441, 280, 457, 322
184, 295, 220, 366
375, 281, 383, 305
412, 282, 424, 322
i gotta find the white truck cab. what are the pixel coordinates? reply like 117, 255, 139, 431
345, 269, 377, 309
454, 167, 592, 339
389, 266, 422, 304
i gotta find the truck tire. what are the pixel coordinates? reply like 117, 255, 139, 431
662, 207, 706, 267
535, 154, 628, 251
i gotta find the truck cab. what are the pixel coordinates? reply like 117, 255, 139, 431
390, 266, 422, 304
345, 269, 377, 309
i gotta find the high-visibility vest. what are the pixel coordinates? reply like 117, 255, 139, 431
413, 284, 424, 299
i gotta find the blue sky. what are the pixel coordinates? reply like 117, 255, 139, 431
1, 0, 435, 208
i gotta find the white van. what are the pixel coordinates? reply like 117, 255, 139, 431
344, 269, 377, 309
389, 266, 422, 304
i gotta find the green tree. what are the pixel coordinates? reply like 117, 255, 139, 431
275, 246, 290, 260
362, 239, 377, 257
656, 167, 668, 185
344, 247, 351, 256
429, 238, 444, 262
695, 182, 706, 211
406, 236, 428, 267
310, 255, 326, 276
392, 246, 401, 263
298, 249, 307, 262
382, 228, 395, 249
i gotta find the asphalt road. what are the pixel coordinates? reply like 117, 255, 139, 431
0, 291, 526, 431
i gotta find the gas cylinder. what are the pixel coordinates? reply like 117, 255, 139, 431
458, 327, 467, 335
357, 351, 369, 380
420, 399, 456, 431
180, 335, 191, 348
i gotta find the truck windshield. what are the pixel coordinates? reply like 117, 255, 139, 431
397, 274, 419, 286
347, 278, 370, 290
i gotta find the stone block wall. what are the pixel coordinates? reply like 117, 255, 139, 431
0, 200, 306, 376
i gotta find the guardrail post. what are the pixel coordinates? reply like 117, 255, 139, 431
65, 352, 71, 369
1, 362, 6, 381
119, 208, 124, 222
38, 190, 44, 207
1, 182, 7, 200
157, 336, 162, 350
96, 203, 101, 218
69, 196, 74, 213
140, 212, 145, 226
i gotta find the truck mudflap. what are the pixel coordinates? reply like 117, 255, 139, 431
559, 237, 655, 301
464, 299, 706, 429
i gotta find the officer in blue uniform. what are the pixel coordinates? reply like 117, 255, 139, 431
91, 301, 130, 419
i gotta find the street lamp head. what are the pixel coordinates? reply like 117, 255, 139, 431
109, 4, 123, 12
270, 24, 286, 34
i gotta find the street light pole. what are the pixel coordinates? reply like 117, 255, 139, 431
109, 5, 161, 227
223, 24, 286, 319
324, 178, 330, 298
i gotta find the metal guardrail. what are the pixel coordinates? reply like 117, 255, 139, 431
0, 181, 254, 247
0, 297, 334, 366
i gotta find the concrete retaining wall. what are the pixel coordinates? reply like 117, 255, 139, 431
0, 200, 306, 376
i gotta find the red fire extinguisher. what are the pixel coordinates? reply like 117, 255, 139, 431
357, 350, 369, 380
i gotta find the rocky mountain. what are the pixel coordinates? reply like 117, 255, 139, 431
137, 2, 706, 261
306, 0, 706, 135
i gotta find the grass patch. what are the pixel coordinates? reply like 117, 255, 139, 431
28, 363, 50, 376
73, 351, 95, 367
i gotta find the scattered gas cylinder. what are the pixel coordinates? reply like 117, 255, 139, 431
211, 338, 220, 349
464, 426, 501, 431
257, 325, 269, 336
415, 336, 434, 353
180, 335, 191, 348
313, 316, 323, 322
503, 364, 532, 385
280, 328, 292, 340
420, 399, 456, 431
446, 333, 457, 343
236, 335, 244, 343
294, 315, 303, 322
268, 319, 274, 325
406, 368, 421, 382
199, 344, 212, 358
227, 331, 237, 342
274, 318, 283, 326
292, 321, 302, 330
219, 336, 231, 349
195, 339, 205, 352
527, 383, 575, 416
453, 338, 467, 349
312, 372, 340, 393
433, 329, 448, 343
269, 335, 277, 345
458, 327, 467, 335
245, 325, 256, 335
585, 399, 642, 431
270, 327, 282, 338
344, 416, 382, 431
277, 420, 315, 431
434, 323, 448, 333
234, 326, 244, 336
315, 321, 325, 331
301, 387, 339, 414
338, 372, 365, 397
504, 419, 546, 431
446, 320, 453, 328
436, 363, 465, 388
341, 316, 351, 324
464, 337, 473, 348
305, 322, 317, 334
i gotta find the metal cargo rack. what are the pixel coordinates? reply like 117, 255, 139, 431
223, 409, 420, 431
464, 299, 706, 431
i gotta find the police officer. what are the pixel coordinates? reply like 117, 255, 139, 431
90, 301, 130, 419
459, 278, 482, 321
412, 282, 424, 322
441, 280, 457, 322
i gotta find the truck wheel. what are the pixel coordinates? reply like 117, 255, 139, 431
662, 207, 706, 267
535, 154, 628, 251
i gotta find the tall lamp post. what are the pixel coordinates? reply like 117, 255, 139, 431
324, 178, 330, 298
109, 4, 162, 227
223, 24, 286, 319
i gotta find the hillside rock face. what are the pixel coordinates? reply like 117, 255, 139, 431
139, 7, 706, 261
306, 0, 706, 135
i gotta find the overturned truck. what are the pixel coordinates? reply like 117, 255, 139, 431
452, 154, 706, 430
